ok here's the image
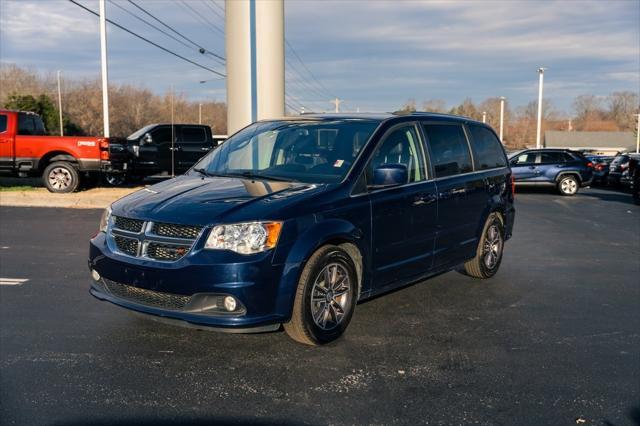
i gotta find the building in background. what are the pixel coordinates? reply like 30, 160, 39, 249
544, 131, 636, 155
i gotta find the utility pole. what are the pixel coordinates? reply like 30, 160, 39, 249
57, 70, 64, 136
499, 97, 505, 143
199, 103, 202, 124
482, 111, 486, 123
536, 68, 546, 149
171, 85, 175, 178
635, 113, 640, 153
99, 0, 110, 137
330, 97, 343, 113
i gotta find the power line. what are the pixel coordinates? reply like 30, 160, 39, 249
210, 0, 225, 14
127, 0, 225, 63
204, 0, 225, 22
68, 0, 226, 78
178, 0, 225, 37
286, 39, 336, 99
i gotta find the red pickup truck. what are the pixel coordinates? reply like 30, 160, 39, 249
0, 110, 122, 193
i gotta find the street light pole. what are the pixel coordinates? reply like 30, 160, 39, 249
199, 103, 202, 125
536, 68, 546, 149
99, 0, 110, 138
499, 97, 505, 143
57, 70, 64, 136
482, 111, 486, 123
635, 113, 640, 153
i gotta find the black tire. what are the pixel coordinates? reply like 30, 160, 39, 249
462, 212, 505, 279
557, 175, 579, 196
103, 173, 126, 187
43, 161, 80, 193
284, 245, 358, 345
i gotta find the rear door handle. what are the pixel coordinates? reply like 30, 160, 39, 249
200, 147, 211, 151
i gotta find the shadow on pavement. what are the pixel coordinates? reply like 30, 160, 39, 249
54, 418, 313, 426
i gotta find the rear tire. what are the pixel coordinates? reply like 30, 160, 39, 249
284, 245, 357, 345
103, 173, 126, 187
462, 213, 505, 279
43, 161, 80, 193
558, 175, 579, 196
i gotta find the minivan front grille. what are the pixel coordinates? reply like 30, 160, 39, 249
109, 216, 203, 262
147, 242, 190, 262
113, 216, 144, 233
113, 235, 139, 256
102, 278, 190, 310
152, 222, 202, 239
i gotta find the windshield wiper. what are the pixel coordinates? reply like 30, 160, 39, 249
193, 167, 219, 177
228, 171, 297, 182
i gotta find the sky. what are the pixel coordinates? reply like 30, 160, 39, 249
1, 0, 639, 115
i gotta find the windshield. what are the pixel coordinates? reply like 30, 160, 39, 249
127, 124, 156, 140
191, 119, 379, 183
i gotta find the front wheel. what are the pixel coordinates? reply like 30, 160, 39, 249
558, 175, 579, 196
43, 161, 80, 193
462, 213, 505, 279
284, 245, 357, 345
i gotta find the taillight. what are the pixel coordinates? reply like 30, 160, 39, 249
510, 175, 515, 196
586, 162, 593, 168
595, 164, 603, 171
98, 138, 109, 150
100, 150, 109, 160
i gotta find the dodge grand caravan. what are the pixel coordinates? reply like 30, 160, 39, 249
88, 113, 515, 345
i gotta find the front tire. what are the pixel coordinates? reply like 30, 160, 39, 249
558, 175, 579, 196
462, 213, 505, 279
284, 245, 357, 345
43, 161, 80, 193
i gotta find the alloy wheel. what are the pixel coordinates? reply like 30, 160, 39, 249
310, 263, 351, 331
48, 167, 72, 190
561, 178, 578, 194
483, 224, 503, 269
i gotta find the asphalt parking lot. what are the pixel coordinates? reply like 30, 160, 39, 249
1, 187, 638, 425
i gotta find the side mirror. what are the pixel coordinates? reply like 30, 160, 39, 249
142, 133, 152, 145
372, 164, 408, 188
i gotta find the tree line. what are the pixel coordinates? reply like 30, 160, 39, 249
400, 91, 638, 148
0, 64, 228, 138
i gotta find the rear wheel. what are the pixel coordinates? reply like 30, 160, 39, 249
462, 213, 505, 279
284, 245, 357, 345
103, 173, 126, 186
43, 161, 80, 193
558, 175, 579, 196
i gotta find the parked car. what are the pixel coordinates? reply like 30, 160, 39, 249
88, 113, 515, 345
508, 148, 593, 196
0, 109, 116, 193
586, 156, 615, 185
608, 153, 640, 187
107, 123, 216, 182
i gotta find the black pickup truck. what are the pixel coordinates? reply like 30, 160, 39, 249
106, 124, 225, 183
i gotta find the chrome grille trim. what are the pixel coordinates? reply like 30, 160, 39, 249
107, 217, 204, 263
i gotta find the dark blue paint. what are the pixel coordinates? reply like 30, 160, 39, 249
88, 113, 515, 331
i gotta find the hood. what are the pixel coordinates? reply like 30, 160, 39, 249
112, 175, 325, 225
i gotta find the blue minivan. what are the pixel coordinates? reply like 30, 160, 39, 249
88, 113, 515, 345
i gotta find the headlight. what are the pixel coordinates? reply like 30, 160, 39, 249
204, 221, 282, 254
99, 206, 112, 233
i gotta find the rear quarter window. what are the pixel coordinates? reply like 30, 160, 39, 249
467, 125, 507, 170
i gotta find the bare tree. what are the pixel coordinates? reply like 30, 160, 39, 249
607, 91, 639, 131
422, 99, 446, 113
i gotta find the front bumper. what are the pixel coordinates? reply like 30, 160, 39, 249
88, 232, 295, 331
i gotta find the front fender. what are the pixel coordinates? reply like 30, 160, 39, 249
274, 218, 367, 320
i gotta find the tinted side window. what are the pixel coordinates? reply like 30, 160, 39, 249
17, 113, 35, 135
150, 126, 173, 143
0, 114, 7, 132
512, 152, 536, 165
367, 124, 427, 184
33, 116, 46, 135
182, 126, 207, 143
468, 125, 507, 169
539, 152, 565, 163
423, 124, 472, 178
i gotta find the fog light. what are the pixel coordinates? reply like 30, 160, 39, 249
223, 296, 237, 312
91, 269, 101, 281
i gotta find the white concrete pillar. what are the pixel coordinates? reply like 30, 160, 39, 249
225, 0, 285, 135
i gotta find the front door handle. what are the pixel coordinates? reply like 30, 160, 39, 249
200, 147, 211, 151
413, 193, 436, 206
